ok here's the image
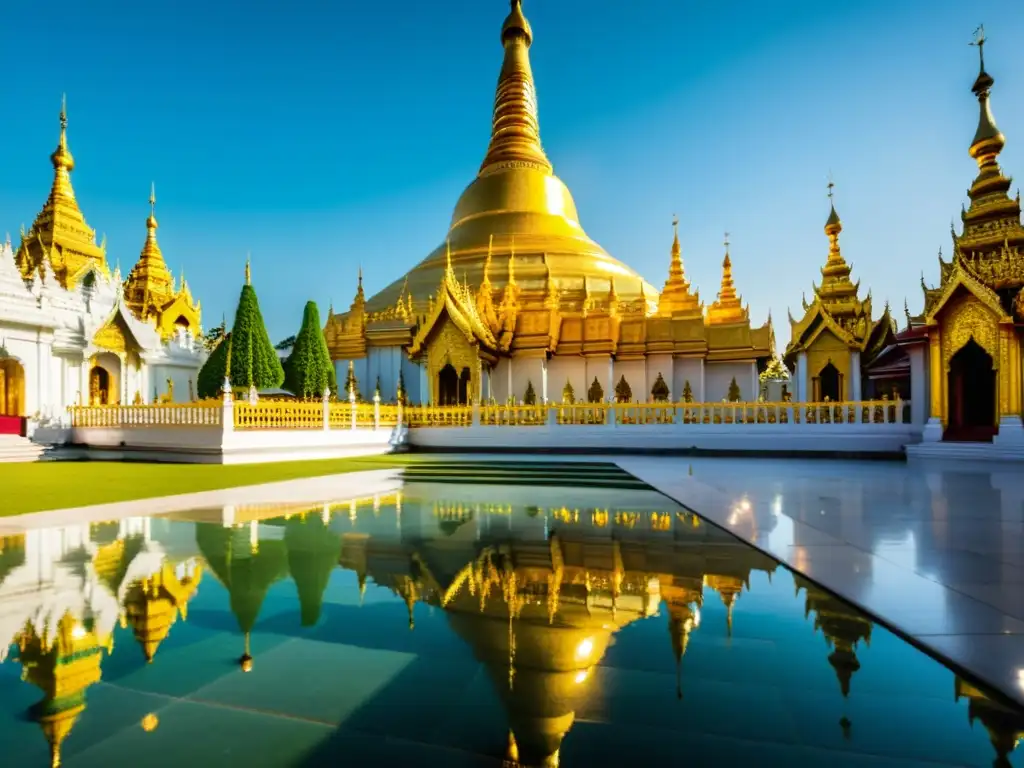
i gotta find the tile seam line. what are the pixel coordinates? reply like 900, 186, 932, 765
614, 460, 1024, 709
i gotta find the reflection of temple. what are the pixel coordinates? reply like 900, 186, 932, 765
324, 0, 772, 406
338, 498, 777, 767
956, 677, 1024, 768
0, 520, 202, 764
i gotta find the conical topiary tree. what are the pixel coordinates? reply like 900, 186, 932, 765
228, 278, 284, 391
197, 333, 231, 399
523, 380, 537, 405
614, 375, 632, 403
284, 301, 336, 399
651, 373, 670, 402
562, 379, 575, 404
727, 377, 742, 402
587, 377, 604, 403
682, 380, 694, 403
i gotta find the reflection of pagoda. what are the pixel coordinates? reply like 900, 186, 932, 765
16, 610, 111, 767
195, 523, 288, 670
955, 677, 1024, 768
122, 560, 203, 662
794, 574, 872, 698
340, 502, 778, 767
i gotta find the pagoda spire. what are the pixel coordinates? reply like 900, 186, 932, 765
968, 25, 1005, 170
656, 216, 701, 318
478, 1, 553, 176
123, 182, 175, 323
50, 93, 75, 202
706, 233, 748, 325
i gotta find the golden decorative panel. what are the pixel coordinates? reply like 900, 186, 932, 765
93, 318, 132, 354
426, 319, 478, 402
939, 296, 999, 372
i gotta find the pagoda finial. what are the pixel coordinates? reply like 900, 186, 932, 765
50, 94, 75, 198
968, 24, 1005, 169
245, 253, 251, 285
478, 0, 552, 176
706, 236, 747, 325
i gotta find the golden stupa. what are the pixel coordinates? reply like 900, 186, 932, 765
325, 1, 773, 406
364, 0, 656, 316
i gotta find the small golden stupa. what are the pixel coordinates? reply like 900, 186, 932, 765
325, 1, 773, 407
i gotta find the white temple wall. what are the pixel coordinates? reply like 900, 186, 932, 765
491, 358, 511, 403
547, 355, 586, 403
613, 359, 646, 402
150, 364, 198, 404
364, 346, 402, 402
673, 358, 704, 402
646, 354, 674, 401
402, 356, 425, 404
333, 357, 371, 398
705, 361, 756, 401
511, 355, 545, 403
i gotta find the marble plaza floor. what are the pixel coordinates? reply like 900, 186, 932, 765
619, 455, 1024, 708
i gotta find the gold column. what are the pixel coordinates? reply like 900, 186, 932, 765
928, 331, 943, 421
1005, 327, 1022, 417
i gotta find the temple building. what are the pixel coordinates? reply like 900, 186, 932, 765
0, 101, 204, 436
785, 189, 896, 403
324, 0, 773, 406
868, 31, 1024, 447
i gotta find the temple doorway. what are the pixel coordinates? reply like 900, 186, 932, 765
458, 368, 471, 405
0, 358, 25, 417
437, 363, 472, 406
90, 366, 111, 406
945, 339, 997, 442
814, 362, 842, 402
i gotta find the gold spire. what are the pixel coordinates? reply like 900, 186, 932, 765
123, 183, 176, 326
818, 181, 857, 300
705, 233, 748, 325
14, 96, 108, 288
968, 25, 1004, 164
477, 235, 500, 331
657, 215, 701, 317
479, 1, 552, 176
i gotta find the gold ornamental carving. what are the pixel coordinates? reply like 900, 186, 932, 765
93, 319, 130, 354
940, 298, 999, 372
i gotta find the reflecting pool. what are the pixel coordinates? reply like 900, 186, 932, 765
0, 472, 1022, 767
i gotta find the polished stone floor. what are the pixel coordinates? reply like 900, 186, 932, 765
620, 456, 1024, 708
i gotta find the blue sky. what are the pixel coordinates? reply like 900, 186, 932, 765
1, 0, 1022, 346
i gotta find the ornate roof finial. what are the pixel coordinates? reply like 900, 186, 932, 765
245, 253, 251, 285
50, 94, 75, 196
706, 236, 747, 325
723, 231, 730, 253
478, 0, 552, 176
967, 24, 1005, 168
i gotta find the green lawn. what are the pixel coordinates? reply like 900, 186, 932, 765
0, 455, 429, 517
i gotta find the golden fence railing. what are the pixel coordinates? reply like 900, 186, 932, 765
69, 398, 912, 430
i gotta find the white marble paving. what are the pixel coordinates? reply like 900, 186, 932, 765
617, 455, 1024, 706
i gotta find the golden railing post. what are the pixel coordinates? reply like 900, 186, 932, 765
373, 391, 381, 431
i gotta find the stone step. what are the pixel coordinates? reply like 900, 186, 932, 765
0, 436, 47, 463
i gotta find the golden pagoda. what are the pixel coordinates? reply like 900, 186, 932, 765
16, 610, 111, 768
324, 1, 772, 407
122, 561, 203, 663
122, 184, 202, 340
786, 184, 895, 402
911, 27, 1024, 444
14, 96, 109, 290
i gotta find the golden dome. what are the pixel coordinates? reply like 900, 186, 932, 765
364, 0, 657, 314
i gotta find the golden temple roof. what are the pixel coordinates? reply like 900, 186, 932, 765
14, 96, 109, 290
360, 0, 658, 317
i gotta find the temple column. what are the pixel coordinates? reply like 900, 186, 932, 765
750, 363, 758, 402
796, 352, 809, 403
698, 359, 706, 403
540, 357, 549, 404
850, 351, 862, 401
994, 325, 1024, 447
908, 344, 927, 426
418, 364, 428, 406
606, 357, 615, 403
506, 357, 513, 403
922, 330, 944, 442
78, 354, 88, 407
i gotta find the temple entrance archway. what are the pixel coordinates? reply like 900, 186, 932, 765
89, 366, 111, 406
458, 368, 471, 405
438, 364, 459, 406
0, 358, 25, 417
945, 339, 997, 442
814, 361, 842, 402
